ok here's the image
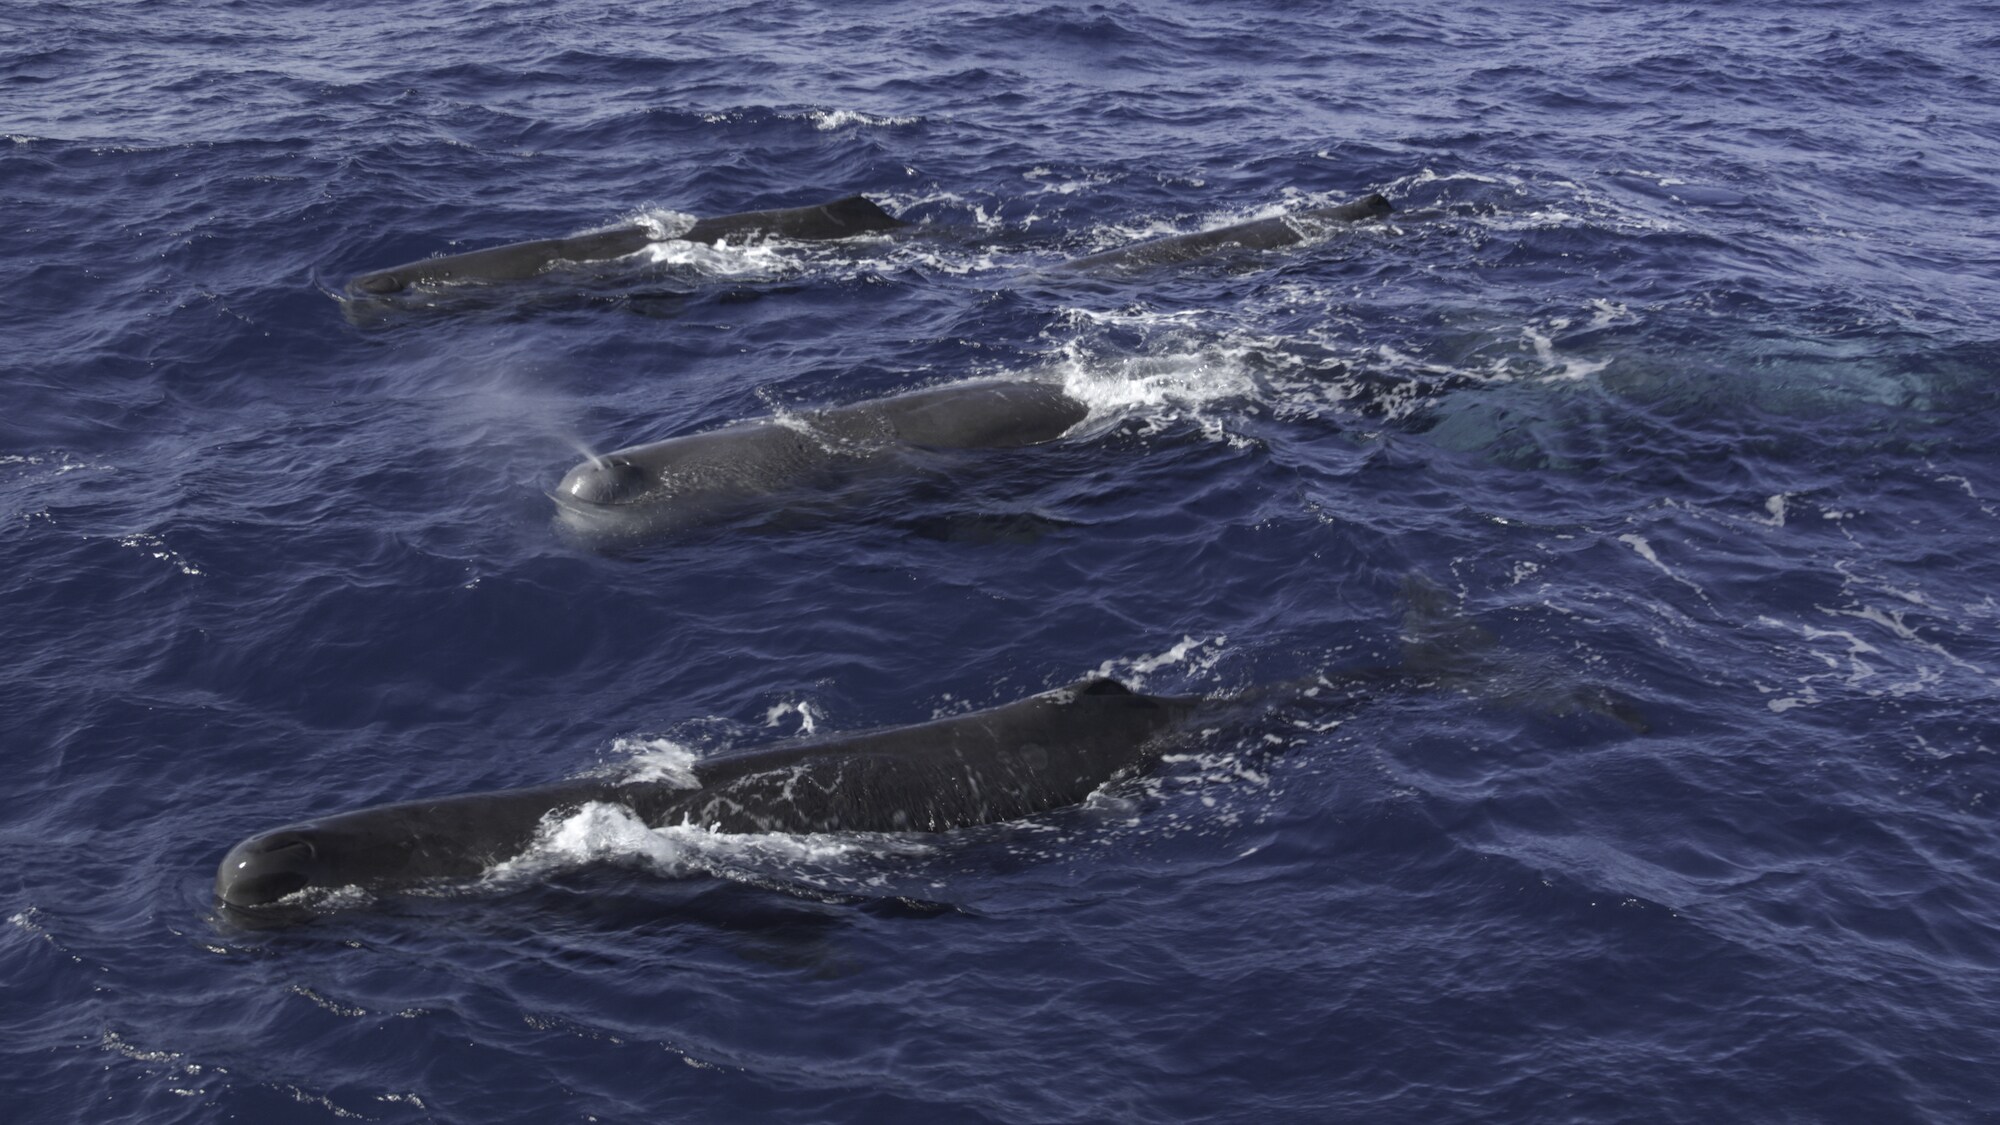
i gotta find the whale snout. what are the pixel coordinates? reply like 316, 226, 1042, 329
557, 456, 649, 506
214, 830, 321, 909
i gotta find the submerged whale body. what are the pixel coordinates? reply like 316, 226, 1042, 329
213, 678, 1198, 913
343, 194, 906, 297
1059, 192, 1391, 273
553, 379, 1089, 544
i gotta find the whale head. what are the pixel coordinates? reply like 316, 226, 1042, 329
215, 783, 615, 921
214, 828, 335, 910
556, 455, 650, 506
213, 813, 461, 913
212, 814, 492, 918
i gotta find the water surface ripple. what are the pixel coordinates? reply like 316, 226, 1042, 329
4, 0, 2000, 1121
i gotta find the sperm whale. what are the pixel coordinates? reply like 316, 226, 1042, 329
343, 194, 906, 297
1059, 192, 1390, 273
551, 379, 1090, 545
214, 678, 1200, 913
210, 578, 1647, 922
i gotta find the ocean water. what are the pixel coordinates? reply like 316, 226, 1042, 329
5, 0, 2000, 1120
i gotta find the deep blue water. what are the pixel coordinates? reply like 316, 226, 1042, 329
6, 0, 2000, 1120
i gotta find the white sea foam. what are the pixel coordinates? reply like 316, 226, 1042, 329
116, 532, 202, 576
630, 218, 802, 277
1043, 318, 1267, 442
1749, 568, 2000, 718
608, 736, 703, 788
877, 187, 1070, 240
627, 200, 982, 282
1617, 532, 1710, 604
493, 802, 690, 876
1023, 166, 1119, 197
762, 700, 819, 735
1616, 168, 1689, 188
800, 109, 920, 131
1585, 298, 1635, 329
487, 800, 930, 891
1522, 322, 1611, 381
1827, 604, 1989, 679
627, 208, 694, 240
4, 450, 111, 480
1091, 634, 1228, 690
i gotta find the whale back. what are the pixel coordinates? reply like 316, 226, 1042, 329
213, 678, 1200, 912
1060, 192, 1390, 273
681, 194, 907, 245
552, 380, 1090, 543
345, 225, 657, 296
627, 677, 1197, 834
343, 194, 903, 297
816, 380, 1089, 450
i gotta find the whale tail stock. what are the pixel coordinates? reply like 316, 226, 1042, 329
1315, 191, 1392, 222
1056, 190, 1392, 273
679, 193, 907, 245
1390, 574, 1649, 732
1230, 575, 1647, 734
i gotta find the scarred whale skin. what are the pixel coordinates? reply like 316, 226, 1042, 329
1059, 192, 1390, 273
209, 583, 1650, 919
343, 194, 906, 297
213, 678, 1196, 913
551, 379, 1089, 543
